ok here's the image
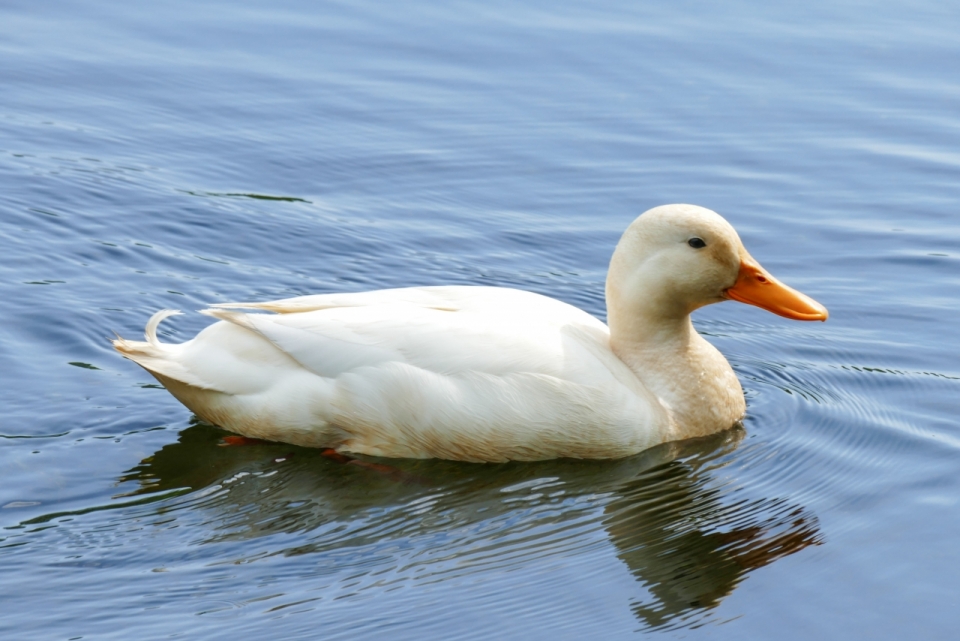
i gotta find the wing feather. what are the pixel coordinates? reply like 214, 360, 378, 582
200, 287, 614, 383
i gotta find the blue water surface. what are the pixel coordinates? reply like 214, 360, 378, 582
2, 0, 959, 638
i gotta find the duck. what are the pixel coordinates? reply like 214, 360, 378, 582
114, 204, 827, 462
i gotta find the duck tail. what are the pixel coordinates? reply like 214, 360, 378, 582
113, 310, 221, 391
113, 309, 181, 358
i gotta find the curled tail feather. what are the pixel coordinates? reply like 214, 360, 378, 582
145, 309, 182, 348
113, 309, 180, 358
113, 309, 224, 392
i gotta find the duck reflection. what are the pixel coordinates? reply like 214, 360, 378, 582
119, 421, 821, 630
605, 453, 820, 629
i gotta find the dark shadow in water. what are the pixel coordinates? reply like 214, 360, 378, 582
606, 458, 820, 630
115, 420, 821, 631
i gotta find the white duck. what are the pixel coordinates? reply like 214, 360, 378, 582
114, 204, 827, 462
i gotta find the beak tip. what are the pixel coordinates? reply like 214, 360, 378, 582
803, 305, 828, 322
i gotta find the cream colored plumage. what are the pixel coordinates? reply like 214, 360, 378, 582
114, 204, 827, 462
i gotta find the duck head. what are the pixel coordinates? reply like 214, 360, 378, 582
606, 204, 827, 342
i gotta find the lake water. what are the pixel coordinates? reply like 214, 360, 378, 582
2, 0, 959, 638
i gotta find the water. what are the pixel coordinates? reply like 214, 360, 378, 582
2, 0, 959, 637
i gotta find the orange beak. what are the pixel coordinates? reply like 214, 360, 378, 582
725, 253, 828, 321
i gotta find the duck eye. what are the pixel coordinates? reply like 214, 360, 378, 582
687, 237, 706, 249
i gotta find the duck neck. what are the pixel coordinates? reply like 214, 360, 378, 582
608, 303, 697, 355
607, 302, 745, 440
